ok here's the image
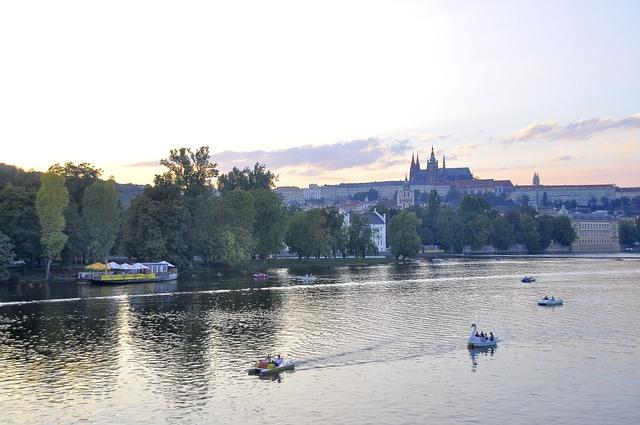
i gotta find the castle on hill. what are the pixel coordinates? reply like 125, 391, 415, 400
409, 146, 473, 185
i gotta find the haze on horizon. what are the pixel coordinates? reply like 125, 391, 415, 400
1, 0, 639, 188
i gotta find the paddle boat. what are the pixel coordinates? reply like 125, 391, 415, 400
296, 274, 316, 283
521, 275, 536, 283
248, 355, 295, 376
538, 296, 563, 306
467, 323, 498, 348
252, 272, 270, 280
431, 258, 443, 264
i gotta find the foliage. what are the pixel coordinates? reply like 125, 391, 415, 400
206, 226, 255, 267
321, 207, 347, 257
0, 231, 14, 281
0, 185, 41, 261
551, 215, 576, 246
285, 209, 332, 258
217, 163, 277, 193
489, 216, 515, 251
213, 189, 256, 230
158, 147, 218, 196
48, 162, 102, 205
252, 189, 288, 258
82, 179, 120, 262
347, 215, 377, 258
619, 220, 639, 245
387, 210, 421, 259
36, 172, 70, 278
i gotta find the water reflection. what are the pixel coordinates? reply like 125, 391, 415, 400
468, 346, 497, 372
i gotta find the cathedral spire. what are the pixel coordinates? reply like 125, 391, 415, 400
442, 155, 446, 169
411, 153, 415, 167
415, 153, 421, 169
430, 145, 436, 161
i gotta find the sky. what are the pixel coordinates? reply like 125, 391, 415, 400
1, 0, 639, 187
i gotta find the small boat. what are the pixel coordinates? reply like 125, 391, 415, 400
467, 323, 498, 348
252, 272, 270, 280
247, 356, 295, 376
521, 275, 536, 283
296, 274, 316, 283
432, 258, 443, 264
538, 297, 563, 306
81, 261, 178, 284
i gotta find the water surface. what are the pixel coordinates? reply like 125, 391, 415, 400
1, 258, 639, 424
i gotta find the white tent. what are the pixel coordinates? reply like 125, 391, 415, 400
106, 262, 122, 270
159, 260, 175, 268
119, 263, 134, 270
131, 263, 150, 270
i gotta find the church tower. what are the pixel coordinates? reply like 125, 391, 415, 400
426, 146, 439, 173
533, 172, 540, 186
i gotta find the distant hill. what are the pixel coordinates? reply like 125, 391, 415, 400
1, 163, 146, 207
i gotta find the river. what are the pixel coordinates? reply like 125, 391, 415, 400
1, 257, 639, 424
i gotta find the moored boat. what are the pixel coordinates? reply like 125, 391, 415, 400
521, 275, 536, 283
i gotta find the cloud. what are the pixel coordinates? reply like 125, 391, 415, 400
210, 137, 413, 172
505, 113, 640, 143
448, 143, 478, 160
126, 160, 160, 168
553, 155, 572, 161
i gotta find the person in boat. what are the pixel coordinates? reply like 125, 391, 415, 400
550, 296, 555, 301
274, 355, 283, 367
489, 332, 494, 341
475, 331, 479, 337
543, 296, 549, 300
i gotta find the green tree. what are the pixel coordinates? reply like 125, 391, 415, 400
387, 210, 421, 259
520, 214, 541, 253
458, 195, 491, 221
490, 216, 515, 251
252, 189, 287, 258
619, 220, 638, 245
321, 207, 346, 257
0, 231, 14, 281
466, 215, 492, 251
206, 227, 255, 267
82, 179, 120, 262
285, 210, 332, 258
213, 190, 256, 230
552, 215, 576, 246
217, 163, 277, 193
347, 215, 377, 258
0, 185, 42, 262
536, 215, 555, 250
36, 172, 69, 279
158, 146, 219, 196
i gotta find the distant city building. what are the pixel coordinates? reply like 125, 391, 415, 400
532, 172, 540, 186
512, 182, 617, 207
409, 146, 473, 185
569, 211, 621, 253
344, 209, 387, 253
396, 178, 414, 209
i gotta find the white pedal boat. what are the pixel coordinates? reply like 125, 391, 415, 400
538, 298, 563, 306
248, 358, 295, 376
467, 323, 498, 348
296, 274, 316, 283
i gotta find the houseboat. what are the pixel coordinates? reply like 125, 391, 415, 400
78, 261, 178, 284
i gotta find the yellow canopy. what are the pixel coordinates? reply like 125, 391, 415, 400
86, 262, 106, 270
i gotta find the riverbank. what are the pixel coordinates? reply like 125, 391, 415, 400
246, 257, 396, 270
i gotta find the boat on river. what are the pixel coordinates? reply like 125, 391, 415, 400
296, 274, 316, 283
252, 272, 270, 280
79, 261, 178, 284
538, 297, 563, 306
521, 275, 536, 283
248, 356, 295, 376
467, 323, 498, 348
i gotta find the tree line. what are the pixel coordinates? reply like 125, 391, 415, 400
378, 191, 578, 258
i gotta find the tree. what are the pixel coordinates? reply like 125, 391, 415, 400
82, 179, 120, 262
321, 207, 346, 257
552, 216, 576, 246
520, 214, 541, 253
48, 162, 101, 205
213, 190, 256, 230
444, 188, 462, 206
206, 227, 255, 267
158, 147, 218, 196
619, 221, 638, 245
217, 163, 277, 193
252, 189, 287, 258
466, 215, 492, 251
285, 210, 331, 258
536, 215, 555, 250
36, 172, 69, 279
490, 216, 515, 251
458, 195, 491, 221
0, 185, 42, 262
347, 215, 377, 258
0, 231, 14, 281
387, 210, 421, 259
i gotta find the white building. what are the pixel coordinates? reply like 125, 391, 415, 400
344, 209, 387, 253
396, 179, 414, 209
